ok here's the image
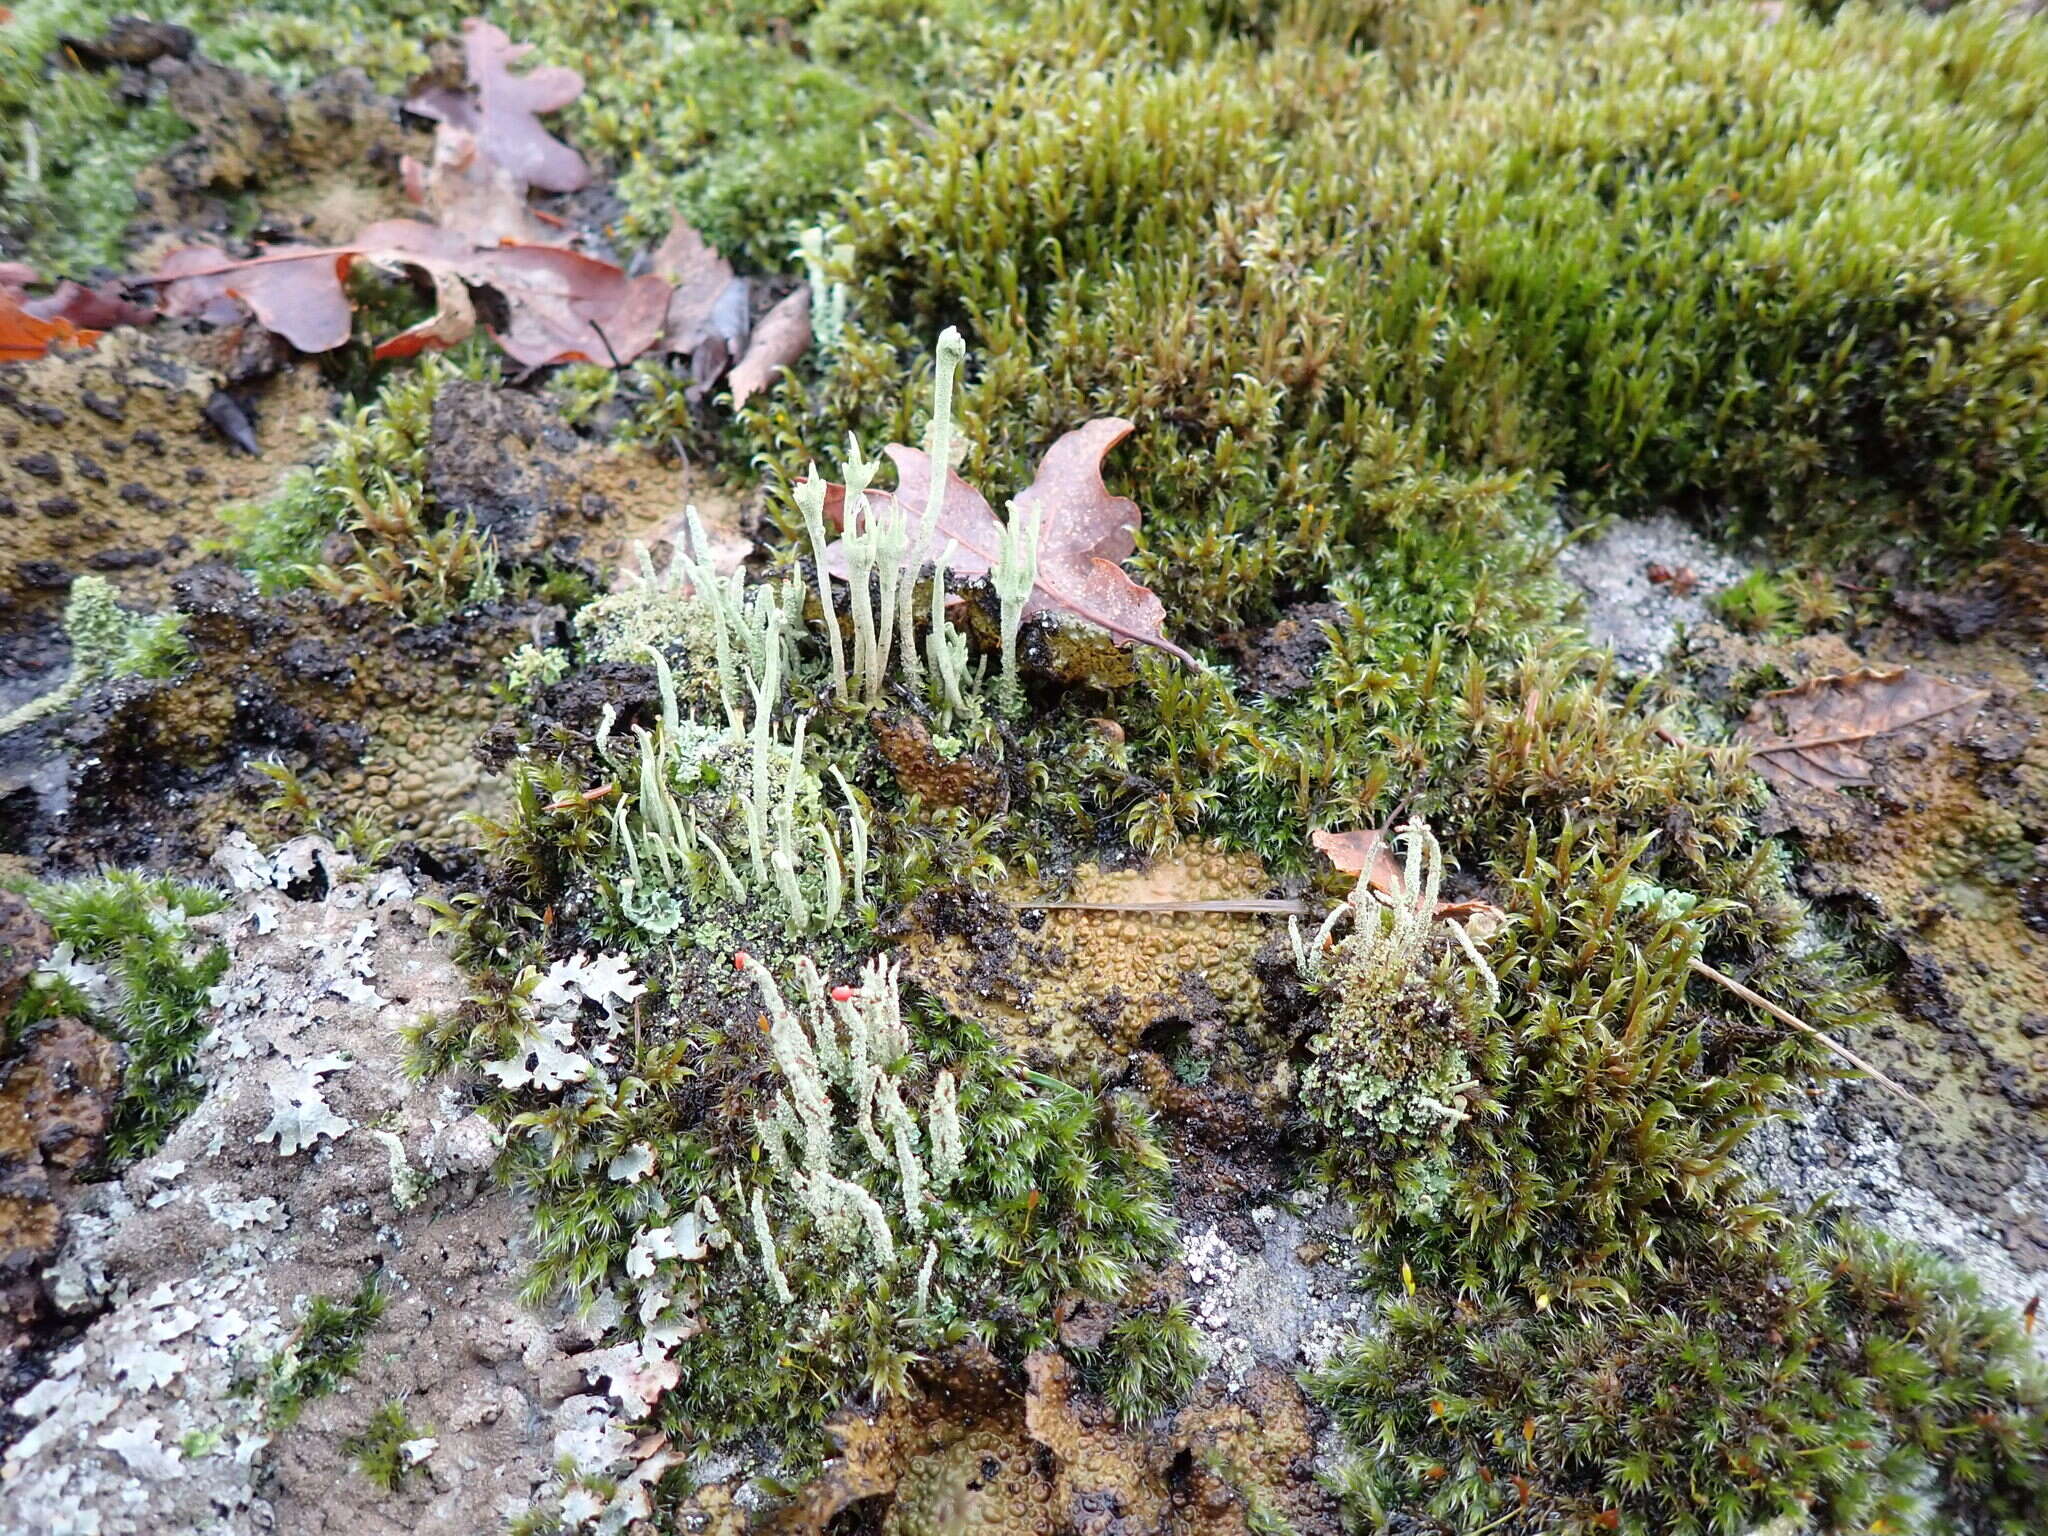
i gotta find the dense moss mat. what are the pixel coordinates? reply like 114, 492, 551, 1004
5, 871, 229, 1161
769, 0, 2048, 623
0, 2, 190, 274
1312, 1224, 2048, 1536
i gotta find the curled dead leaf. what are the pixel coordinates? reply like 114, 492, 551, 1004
1, 267, 153, 359
653, 215, 751, 390
1, 291, 99, 362
154, 226, 673, 369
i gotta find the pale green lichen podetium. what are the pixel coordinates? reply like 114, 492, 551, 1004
993, 501, 1042, 717
897, 326, 966, 695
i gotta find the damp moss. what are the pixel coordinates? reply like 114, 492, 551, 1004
0, 2, 191, 274
765, 0, 2048, 636
1311, 1221, 2048, 1536
5, 869, 229, 1163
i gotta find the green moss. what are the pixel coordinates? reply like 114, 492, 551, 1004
1311, 1222, 2048, 1536
486, 990, 1176, 1464
1068, 1299, 1204, 1427
250, 1269, 390, 1428
766, 0, 2048, 638
221, 353, 508, 620
0, 575, 191, 736
1711, 570, 1793, 637
345, 1399, 429, 1492
5, 870, 229, 1163
219, 361, 446, 592
0, 2, 191, 273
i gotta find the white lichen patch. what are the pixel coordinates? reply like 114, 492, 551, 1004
0, 836, 604, 1536
256, 1057, 353, 1157
1177, 1206, 1376, 1394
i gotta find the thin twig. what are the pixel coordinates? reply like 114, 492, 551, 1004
1688, 956, 1929, 1112
588, 320, 625, 372
1019, 898, 1308, 914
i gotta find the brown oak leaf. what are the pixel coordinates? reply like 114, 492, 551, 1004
726, 286, 811, 409
825, 418, 1195, 664
1735, 666, 1985, 798
154, 225, 672, 369
652, 217, 751, 389
401, 123, 560, 247
406, 18, 588, 194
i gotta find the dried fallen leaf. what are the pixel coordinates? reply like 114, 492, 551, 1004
0, 267, 153, 358
1735, 667, 1984, 797
155, 225, 673, 369
653, 216, 750, 386
826, 417, 1195, 663
373, 265, 478, 359
0, 291, 98, 362
402, 123, 558, 247
726, 285, 811, 408
156, 245, 357, 352
407, 18, 588, 194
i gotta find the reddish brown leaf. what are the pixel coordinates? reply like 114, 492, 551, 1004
826, 418, 1193, 663
402, 123, 558, 247
727, 286, 811, 408
0, 291, 99, 362
372, 266, 477, 359
446, 238, 672, 368
2, 266, 153, 347
407, 18, 588, 194
155, 226, 672, 369
653, 216, 749, 375
1735, 667, 1985, 796
22, 279, 155, 332
155, 244, 357, 352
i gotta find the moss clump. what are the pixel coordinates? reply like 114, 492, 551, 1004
1311, 1222, 2048, 1536
0, 3, 191, 273
250, 1269, 390, 1428
0, 575, 191, 737
219, 354, 511, 620
480, 987, 1177, 1463
1067, 1299, 1205, 1428
771, 0, 2048, 639
344, 1399, 430, 1492
6, 870, 228, 1162
1711, 569, 1794, 637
